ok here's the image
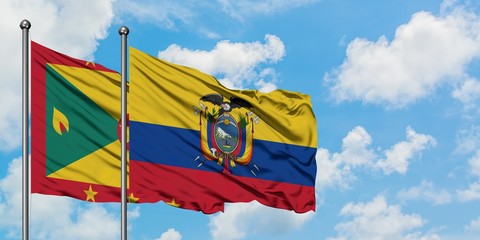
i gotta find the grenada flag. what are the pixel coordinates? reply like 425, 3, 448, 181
31, 41, 125, 202
128, 47, 317, 213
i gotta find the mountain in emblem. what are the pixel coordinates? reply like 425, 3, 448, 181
215, 125, 239, 150
216, 127, 231, 139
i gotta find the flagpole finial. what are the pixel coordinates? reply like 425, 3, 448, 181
118, 26, 129, 36
19, 19, 31, 30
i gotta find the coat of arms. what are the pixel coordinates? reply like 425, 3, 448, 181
193, 93, 260, 175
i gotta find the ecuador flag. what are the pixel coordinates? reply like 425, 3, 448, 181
31, 41, 124, 202
129, 47, 317, 213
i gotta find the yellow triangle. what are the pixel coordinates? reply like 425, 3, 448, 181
48, 64, 122, 120
47, 140, 129, 188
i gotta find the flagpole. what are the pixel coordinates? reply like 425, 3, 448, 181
119, 25, 129, 240
20, 19, 31, 240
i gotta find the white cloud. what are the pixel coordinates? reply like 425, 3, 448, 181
452, 78, 480, 111
115, 0, 194, 29
316, 126, 435, 191
455, 125, 480, 154
255, 79, 277, 93
440, 0, 459, 13
326, 8, 480, 108
315, 148, 353, 191
328, 196, 430, 240
457, 182, 480, 202
456, 149, 480, 202
468, 150, 480, 177
117, 0, 319, 29
217, 0, 319, 21
126, 206, 141, 233
465, 216, 480, 233
155, 228, 182, 240
254, 68, 280, 93
128, 206, 141, 219
158, 34, 285, 91
339, 126, 376, 167
375, 127, 436, 175
396, 180, 452, 205
0, 0, 115, 152
315, 126, 375, 190
437, 216, 480, 240
0, 157, 120, 239
31, 199, 119, 240
208, 201, 314, 240
6, 0, 114, 60
0, 157, 23, 233
403, 232, 442, 240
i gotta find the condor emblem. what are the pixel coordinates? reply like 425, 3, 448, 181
193, 93, 260, 175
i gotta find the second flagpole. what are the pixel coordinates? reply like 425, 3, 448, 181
119, 26, 129, 240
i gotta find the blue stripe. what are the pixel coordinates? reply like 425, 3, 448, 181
130, 121, 316, 186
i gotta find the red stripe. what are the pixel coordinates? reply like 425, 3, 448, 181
31, 41, 116, 72
129, 160, 316, 214
32, 177, 121, 202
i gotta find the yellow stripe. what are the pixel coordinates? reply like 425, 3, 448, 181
47, 140, 128, 188
129, 47, 317, 147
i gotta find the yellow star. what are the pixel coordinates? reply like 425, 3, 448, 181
127, 193, 139, 203
166, 198, 181, 208
83, 185, 98, 202
85, 61, 96, 67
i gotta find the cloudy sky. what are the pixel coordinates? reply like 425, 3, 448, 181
1, 0, 480, 239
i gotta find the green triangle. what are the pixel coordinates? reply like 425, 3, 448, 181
45, 64, 119, 175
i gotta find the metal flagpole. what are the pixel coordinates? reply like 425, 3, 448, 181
20, 19, 31, 240
119, 25, 129, 240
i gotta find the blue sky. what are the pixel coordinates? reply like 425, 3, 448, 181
1, 0, 480, 239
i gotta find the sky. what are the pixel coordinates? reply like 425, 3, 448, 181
1, 0, 480, 239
